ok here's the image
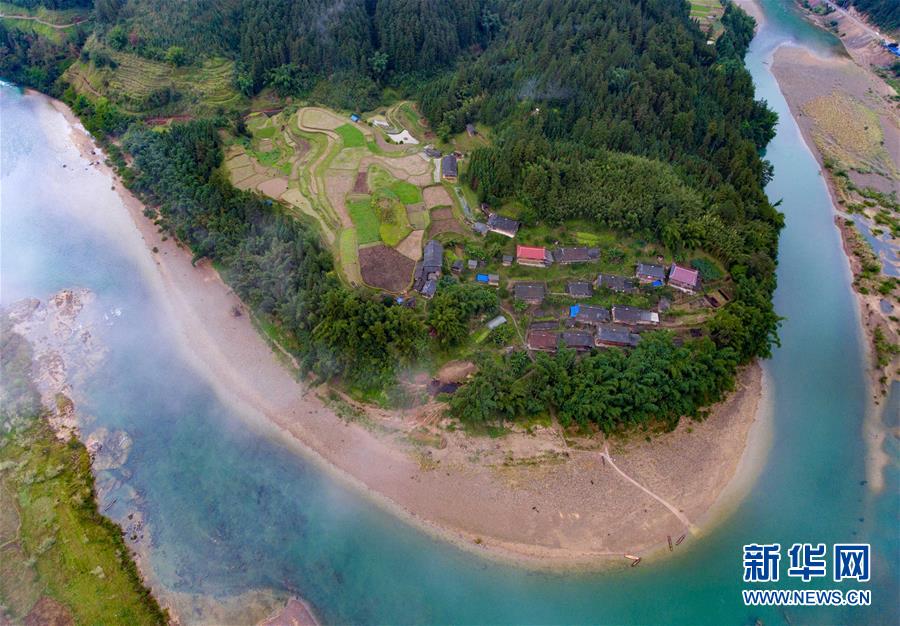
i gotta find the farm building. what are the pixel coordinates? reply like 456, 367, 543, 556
488, 273, 500, 286
611, 305, 659, 325
516, 245, 553, 267
487, 315, 507, 330
441, 154, 458, 181
487, 214, 520, 238
421, 279, 438, 298
570, 304, 610, 325
424, 146, 442, 158
668, 263, 702, 293
561, 331, 594, 351
467, 259, 479, 270
502, 254, 513, 266
595, 274, 636, 293
451, 259, 464, 274
529, 320, 559, 331
554, 247, 599, 264
635, 262, 666, 284
526, 329, 558, 352
473, 222, 489, 236
350, 113, 360, 122
567, 281, 593, 298
466, 123, 477, 136
414, 239, 444, 297
513, 282, 547, 303
595, 325, 641, 348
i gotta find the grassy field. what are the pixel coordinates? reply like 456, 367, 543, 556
803, 92, 897, 178
0, 323, 166, 624
0, 419, 166, 625
348, 197, 380, 243
335, 123, 366, 148
369, 165, 423, 204
392, 102, 431, 141
63, 37, 245, 116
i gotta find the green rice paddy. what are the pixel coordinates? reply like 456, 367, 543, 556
335, 123, 366, 148
348, 197, 381, 244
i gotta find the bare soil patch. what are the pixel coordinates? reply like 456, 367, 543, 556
430, 207, 454, 220
437, 360, 477, 383
429, 219, 468, 237
359, 244, 415, 292
258, 177, 289, 198
292, 137, 311, 161
353, 170, 369, 194
323, 169, 355, 228
24, 597, 74, 626
229, 164, 256, 184
360, 154, 432, 184
395, 229, 425, 261
299, 107, 345, 131
423, 185, 453, 209
233, 173, 269, 191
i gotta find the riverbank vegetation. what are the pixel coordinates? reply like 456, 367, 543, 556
0, 321, 167, 625
2, 0, 782, 433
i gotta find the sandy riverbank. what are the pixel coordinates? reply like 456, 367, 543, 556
735, 0, 896, 492
38, 92, 769, 572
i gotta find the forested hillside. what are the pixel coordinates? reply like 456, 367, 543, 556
1, 0, 784, 431
837, 0, 900, 32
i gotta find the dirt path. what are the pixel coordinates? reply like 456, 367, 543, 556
0, 13, 87, 28
600, 444, 697, 533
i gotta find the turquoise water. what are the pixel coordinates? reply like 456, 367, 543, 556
1, 1, 897, 622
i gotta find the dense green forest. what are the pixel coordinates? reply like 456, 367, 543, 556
121, 122, 427, 392
837, 0, 900, 32
1, 0, 784, 432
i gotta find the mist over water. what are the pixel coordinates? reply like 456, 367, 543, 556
1, 0, 898, 621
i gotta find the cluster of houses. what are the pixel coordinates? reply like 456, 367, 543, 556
512, 259, 703, 353
522, 292, 656, 353
413, 239, 444, 298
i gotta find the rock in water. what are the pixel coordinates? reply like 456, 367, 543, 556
86, 427, 133, 470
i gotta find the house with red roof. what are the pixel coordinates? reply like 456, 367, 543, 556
668, 263, 701, 294
515, 245, 553, 267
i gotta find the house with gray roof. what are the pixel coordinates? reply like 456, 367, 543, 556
555, 247, 599, 264
611, 305, 659, 325
513, 282, 546, 304
595, 325, 641, 348
414, 240, 444, 297
635, 262, 666, 284
441, 154, 458, 181
561, 331, 594, 351
486, 214, 520, 238
595, 274, 636, 293
570, 304, 610, 325
567, 281, 593, 298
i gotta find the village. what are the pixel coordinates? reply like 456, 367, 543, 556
223, 101, 732, 368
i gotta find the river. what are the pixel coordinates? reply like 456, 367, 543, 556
1, 0, 897, 623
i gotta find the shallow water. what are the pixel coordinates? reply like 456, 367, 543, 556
1, 0, 898, 622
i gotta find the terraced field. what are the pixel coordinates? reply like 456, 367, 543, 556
690, 0, 725, 39
63, 38, 245, 115
0, 2, 89, 43
224, 105, 469, 293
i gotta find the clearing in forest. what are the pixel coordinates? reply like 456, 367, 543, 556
225, 104, 468, 292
